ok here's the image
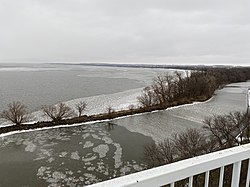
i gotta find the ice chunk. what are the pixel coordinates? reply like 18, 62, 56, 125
93, 144, 109, 158
23, 140, 36, 152
102, 136, 113, 144
71, 151, 80, 160
83, 141, 94, 148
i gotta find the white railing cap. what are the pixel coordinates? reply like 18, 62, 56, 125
88, 143, 250, 187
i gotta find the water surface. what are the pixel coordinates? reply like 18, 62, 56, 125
0, 122, 153, 186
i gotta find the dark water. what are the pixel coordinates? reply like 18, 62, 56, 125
0, 122, 153, 186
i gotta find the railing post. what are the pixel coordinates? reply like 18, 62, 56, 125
189, 176, 193, 187
231, 161, 242, 187
219, 166, 225, 187
246, 159, 250, 187
204, 171, 210, 187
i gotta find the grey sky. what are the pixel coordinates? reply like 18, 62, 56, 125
0, 0, 250, 65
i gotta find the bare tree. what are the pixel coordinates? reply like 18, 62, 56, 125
137, 86, 157, 107
203, 111, 250, 148
151, 75, 169, 104
144, 142, 163, 167
128, 104, 135, 111
144, 128, 212, 167
0, 101, 29, 125
42, 102, 75, 122
173, 128, 209, 159
75, 101, 87, 117
107, 106, 115, 114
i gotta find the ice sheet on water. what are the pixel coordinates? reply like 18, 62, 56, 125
27, 88, 142, 124
1, 116, 150, 186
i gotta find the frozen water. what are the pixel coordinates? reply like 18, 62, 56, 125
102, 136, 113, 144
83, 141, 94, 148
82, 155, 97, 162
71, 151, 80, 160
93, 144, 109, 158
23, 140, 37, 152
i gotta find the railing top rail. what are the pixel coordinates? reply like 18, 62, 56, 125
88, 143, 250, 187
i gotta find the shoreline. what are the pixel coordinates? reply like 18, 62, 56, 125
0, 96, 212, 138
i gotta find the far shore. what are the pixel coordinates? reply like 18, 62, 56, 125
0, 95, 211, 137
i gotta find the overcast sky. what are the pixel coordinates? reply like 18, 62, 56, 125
0, 0, 250, 65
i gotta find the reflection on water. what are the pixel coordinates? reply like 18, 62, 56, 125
0, 123, 153, 186
105, 122, 115, 131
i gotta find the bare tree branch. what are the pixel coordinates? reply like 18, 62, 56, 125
0, 101, 29, 125
42, 102, 75, 122
75, 101, 87, 117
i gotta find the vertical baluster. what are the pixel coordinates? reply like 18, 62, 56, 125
231, 161, 242, 187
219, 166, 225, 187
246, 159, 250, 187
170, 182, 175, 187
204, 171, 210, 187
189, 176, 193, 187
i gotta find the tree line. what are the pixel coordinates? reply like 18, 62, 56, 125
0, 101, 87, 125
137, 67, 250, 108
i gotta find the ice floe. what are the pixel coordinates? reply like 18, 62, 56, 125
113, 143, 123, 168
71, 151, 80, 160
23, 140, 37, 152
82, 155, 97, 162
93, 144, 109, 158
83, 141, 94, 148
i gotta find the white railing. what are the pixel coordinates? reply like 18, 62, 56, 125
88, 143, 250, 187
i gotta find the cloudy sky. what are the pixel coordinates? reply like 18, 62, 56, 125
0, 0, 250, 65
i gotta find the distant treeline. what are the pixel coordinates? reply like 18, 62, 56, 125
137, 67, 250, 108
55, 62, 248, 71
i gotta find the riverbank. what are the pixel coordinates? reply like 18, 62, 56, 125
0, 95, 210, 136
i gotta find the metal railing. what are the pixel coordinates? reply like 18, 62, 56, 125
88, 143, 250, 187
